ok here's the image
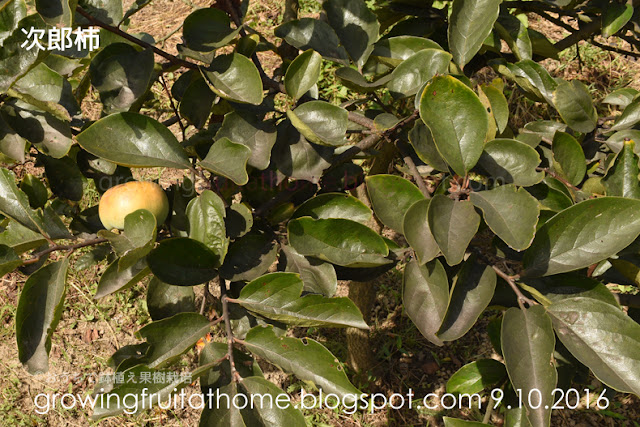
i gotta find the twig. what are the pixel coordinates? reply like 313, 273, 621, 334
396, 140, 431, 198
76, 6, 198, 70
220, 279, 241, 382
159, 75, 186, 140
22, 237, 108, 265
613, 292, 640, 309
590, 40, 640, 59
491, 266, 537, 309
536, 167, 581, 191
554, 20, 601, 52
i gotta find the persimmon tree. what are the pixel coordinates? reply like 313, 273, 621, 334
2, 0, 640, 425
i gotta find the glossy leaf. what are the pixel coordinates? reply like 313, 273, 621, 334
244, 326, 362, 400
0, 168, 47, 234
522, 273, 619, 307
201, 53, 264, 105
280, 245, 337, 297
293, 192, 372, 225
387, 49, 451, 99
323, 0, 379, 68
470, 185, 539, 251
403, 259, 449, 345
446, 359, 507, 394
147, 277, 195, 321
603, 88, 638, 107
370, 35, 442, 67
98, 209, 156, 271
419, 75, 488, 176
437, 255, 496, 341
0, 14, 48, 92
552, 131, 586, 186
215, 111, 277, 170
76, 112, 191, 169
602, 3, 633, 37
481, 84, 509, 134
403, 199, 439, 264
147, 238, 219, 286
182, 8, 239, 51
366, 174, 424, 234
497, 60, 557, 104
553, 80, 597, 133
408, 120, 448, 172
237, 272, 367, 328
285, 49, 322, 100
220, 225, 278, 282
0, 244, 22, 275
602, 139, 640, 199
16, 259, 68, 373
448, 0, 501, 68
478, 139, 544, 186
288, 217, 390, 268
94, 257, 150, 299
179, 78, 215, 129
13, 62, 79, 117
275, 18, 349, 63
523, 198, 640, 276
549, 297, 640, 396
273, 122, 333, 183
90, 43, 154, 113
41, 155, 85, 201
502, 306, 557, 427
0, 113, 26, 162
186, 190, 228, 265
137, 312, 211, 368
0, 0, 26, 45
239, 377, 306, 425
199, 137, 251, 185
427, 195, 480, 266
610, 99, 640, 132
287, 101, 348, 146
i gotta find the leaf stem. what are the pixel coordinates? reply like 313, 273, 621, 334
220, 278, 241, 382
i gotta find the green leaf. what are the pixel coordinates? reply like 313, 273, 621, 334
76, 112, 191, 169
13, 62, 79, 116
179, 78, 215, 129
244, 326, 362, 401
292, 192, 372, 225
548, 297, 640, 396
335, 67, 391, 93
16, 259, 68, 373
91, 364, 197, 420
495, 60, 557, 104
147, 277, 195, 321
495, 14, 532, 61
419, 75, 488, 176
90, 43, 154, 113
200, 342, 260, 391
226, 202, 253, 239
287, 101, 348, 146
602, 3, 633, 37
274, 18, 349, 64
603, 88, 638, 108
387, 49, 451, 99
437, 255, 496, 341
219, 225, 278, 282
553, 80, 597, 133
288, 217, 390, 268
0, 113, 26, 162
0, 168, 48, 235
0, 220, 47, 253
201, 53, 264, 105
198, 381, 246, 426
480, 84, 509, 134
446, 359, 507, 395
370, 36, 442, 67
137, 312, 211, 368
408, 120, 448, 172
470, 185, 539, 251
552, 131, 586, 186
0, 0, 26, 45
199, 137, 251, 185
366, 174, 424, 234
403, 259, 449, 346
40, 155, 85, 201
478, 139, 544, 186
94, 257, 150, 299
147, 238, 219, 286
602, 139, 640, 199
237, 272, 367, 328
0, 14, 48, 92
98, 209, 156, 271
0, 244, 22, 275
239, 377, 306, 425
78, 0, 123, 25
323, 0, 379, 68
502, 306, 557, 427
522, 273, 619, 307
448, 0, 501, 68
273, 121, 333, 183
1, 100, 72, 158
215, 111, 277, 170
20, 174, 47, 209
280, 245, 337, 297
523, 197, 640, 276
402, 199, 439, 264
187, 190, 228, 265
610, 99, 640, 132
285, 49, 322, 100
183, 8, 240, 51
427, 195, 480, 266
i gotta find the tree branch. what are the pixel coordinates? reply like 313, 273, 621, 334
396, 140, 431, 198
590, 40, 640, 58
23, 237, 108, 265
220, 278, 241, 382
536, 167, 581, 191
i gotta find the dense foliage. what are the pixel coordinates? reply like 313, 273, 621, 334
2, 0, 640, 425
